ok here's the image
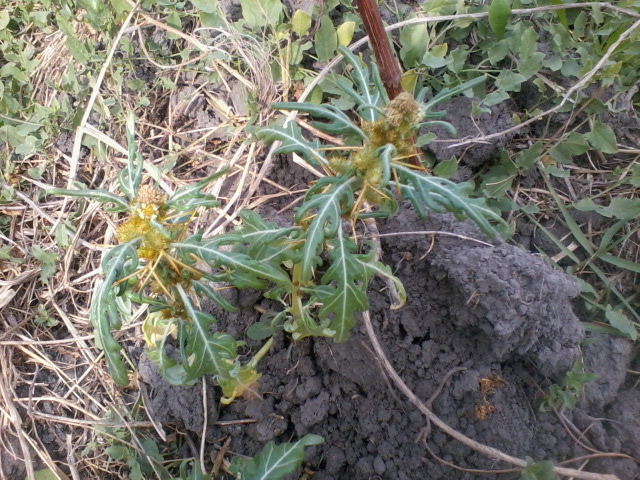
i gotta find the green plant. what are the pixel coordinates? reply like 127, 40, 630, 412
394, 1, 640, 338
520, 456, 561, 480
84, 409, 320, 479
52, 49, 505, 397
0, 0, 127, 166
228, 434, 323, 480
529, 173, 640, 341
34, 304, 59, 327
81, 409, 188, 480
252, 47, 506, 339
539, 359, 598, 412
50, 45, 505, 480
50, 116, 269, 402
48, 49, 506, 478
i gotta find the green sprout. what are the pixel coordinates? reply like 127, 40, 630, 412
540, 360, 599, 412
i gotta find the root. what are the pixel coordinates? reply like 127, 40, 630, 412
414, 366, 466, 444
421, 442, 520, 476
361, 310, 620, 480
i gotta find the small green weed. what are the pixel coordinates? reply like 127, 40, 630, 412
520, 457, 560, 480
253, 47, 506, 339
228, 434, 323, 479
84, 408, 318, 479
34, 304, 59, 327
539, 360, 598, 412
82, 409, 173, 480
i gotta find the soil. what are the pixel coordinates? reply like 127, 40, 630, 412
422, 96, 517, 169
135, 157, 639, 480
4, 2, 639, 479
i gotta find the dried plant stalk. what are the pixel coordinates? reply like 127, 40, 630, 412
355, 0, 403, 99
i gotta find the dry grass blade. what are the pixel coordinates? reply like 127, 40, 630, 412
67, 3, 140, 186
0, 346, 36, 480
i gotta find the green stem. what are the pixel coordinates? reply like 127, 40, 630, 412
290, 262, 305, 321
248, 337, 274, 369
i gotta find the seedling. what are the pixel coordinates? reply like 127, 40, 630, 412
539, 360, 598, 412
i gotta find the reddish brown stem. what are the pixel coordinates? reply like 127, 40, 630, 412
355, 0, 403, 100
355, 0, 424, 166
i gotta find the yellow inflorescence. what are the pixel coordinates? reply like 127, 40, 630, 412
368, 92, 422, 158
383, 92, 423, 128
133, 184, 168, 219
329, 93, 423, 206
116, 185, 171, 261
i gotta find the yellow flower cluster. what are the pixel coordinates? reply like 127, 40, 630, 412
368, 92, 422, 157
329, 93, 423, 204
116, 185, 171, 261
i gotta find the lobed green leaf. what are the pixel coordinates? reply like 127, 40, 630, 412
229, 434, 324, 480
313, 238, 407, 341
356, 246, 407, 310
90, 240, 141, 387
315, 232, 369, 342
118, 111, 144, 200
271, 102, 366, 140
338, 46, 383, 122
294, 176, 357, 284
192, 281, 238, 312
254, 122, 328, 167
392, 163, 504, 238
164, 170, 226, 222
174, 237, 292, 289
284, 303, 336, 340
217, 210, 300, 264
175, 284, 241, 384
48, 187, 129, 212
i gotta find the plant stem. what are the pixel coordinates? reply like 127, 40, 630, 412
355, 0, 403, 100
355, 0, 425, 167
248, 337, 274, 369
291, 262, 305, 321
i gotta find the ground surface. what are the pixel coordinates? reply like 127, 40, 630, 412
134, 158, 639, 479
2, 1, 640, 479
